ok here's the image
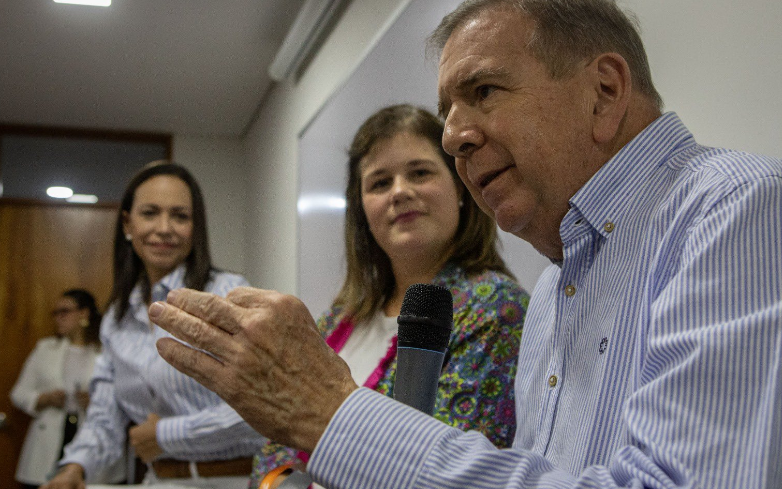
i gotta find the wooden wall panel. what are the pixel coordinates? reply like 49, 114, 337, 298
0, 201, 115, 488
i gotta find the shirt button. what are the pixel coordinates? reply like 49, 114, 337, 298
604, 221, 615, 233
565, 285, 576, 296
548, 375, 558, 387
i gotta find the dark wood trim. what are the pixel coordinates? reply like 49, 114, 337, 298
0, 123, 173, 160
0, 197, 119, 210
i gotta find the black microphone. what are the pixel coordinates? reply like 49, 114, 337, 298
394, 283, 453, 415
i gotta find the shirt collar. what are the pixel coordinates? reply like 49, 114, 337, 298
563, 112, 696, 239
129, 263, 189, 308
154, 263, 188, 300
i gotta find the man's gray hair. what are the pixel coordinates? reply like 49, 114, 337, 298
429, 0, 663, 110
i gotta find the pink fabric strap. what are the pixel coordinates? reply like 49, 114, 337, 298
325, 316, 398, 390
363, 335, 398, 390
325, 317, 355, 351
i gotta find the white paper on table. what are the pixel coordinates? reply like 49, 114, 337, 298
88, 484, 202, 489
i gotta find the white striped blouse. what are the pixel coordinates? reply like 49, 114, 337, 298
308, 112, 782, 488
61, 265, 266, 479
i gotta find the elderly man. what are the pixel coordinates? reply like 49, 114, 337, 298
151, 0, 782, 488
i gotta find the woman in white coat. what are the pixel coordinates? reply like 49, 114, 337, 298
10, 289, 124, 488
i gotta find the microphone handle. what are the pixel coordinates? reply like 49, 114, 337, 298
393, 346, 445, 415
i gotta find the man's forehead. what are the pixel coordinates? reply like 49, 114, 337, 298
436, 12, 533, 108
437, 9, 533, 76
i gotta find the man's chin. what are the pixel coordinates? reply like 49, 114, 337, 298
493, 207, 529, 236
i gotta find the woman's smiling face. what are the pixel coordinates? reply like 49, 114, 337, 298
360, 131, 461, 266
123, 175, 194, 284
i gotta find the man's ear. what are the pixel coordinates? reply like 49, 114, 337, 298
588, 52, 632, 144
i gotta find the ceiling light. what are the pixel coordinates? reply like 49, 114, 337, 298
47, 186, 74, 199
67, 194, 99, 204
53, 0, 111, 6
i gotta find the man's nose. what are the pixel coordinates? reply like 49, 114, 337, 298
442, 104, 484, 159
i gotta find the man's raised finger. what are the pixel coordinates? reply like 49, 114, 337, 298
225, 286, 279, 309
156, 337, 227, 396
164, 288, 244, 335
149, 301, 235, 360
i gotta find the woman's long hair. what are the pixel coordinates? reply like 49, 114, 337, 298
108, 161, 212, 321
334, 104, 512, 324
61, 288, 102, 346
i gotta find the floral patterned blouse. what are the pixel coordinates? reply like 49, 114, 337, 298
248, 263, 529, 488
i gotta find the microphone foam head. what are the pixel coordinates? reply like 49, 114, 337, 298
397, 283, 452, 352
400, 283, 452, 319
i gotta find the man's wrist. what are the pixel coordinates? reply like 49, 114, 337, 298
295, 379, 359, 453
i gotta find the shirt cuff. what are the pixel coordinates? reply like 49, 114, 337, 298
308, 387, 454, 489
156, 416, 188, 455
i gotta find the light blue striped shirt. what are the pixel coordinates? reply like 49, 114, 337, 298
61, 265, 266, 479
308, 113, 782, 488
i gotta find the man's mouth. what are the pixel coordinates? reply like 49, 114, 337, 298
478, 167, 510, 189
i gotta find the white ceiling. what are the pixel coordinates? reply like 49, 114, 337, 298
0, 0, 307, 137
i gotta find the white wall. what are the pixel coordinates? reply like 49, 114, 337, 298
243, 0, 412, 293
172, 135, 248, 275
627, 0, 782, 158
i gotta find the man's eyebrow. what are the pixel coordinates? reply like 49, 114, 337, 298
437, 66, 512, 118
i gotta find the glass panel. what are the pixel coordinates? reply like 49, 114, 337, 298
0, 132, 168, 203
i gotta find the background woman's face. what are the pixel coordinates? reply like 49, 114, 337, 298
123, 175, 194, 284
53, 296, 85, 337
360, 131, 461, 266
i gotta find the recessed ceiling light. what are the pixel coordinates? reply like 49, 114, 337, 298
47, 186, 74, 199
53, 0, 111, 6
67, 194, 99, 204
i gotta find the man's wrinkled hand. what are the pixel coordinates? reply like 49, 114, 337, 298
150, 287, 358, 453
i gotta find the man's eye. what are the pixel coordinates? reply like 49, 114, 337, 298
477, 85, 497, 100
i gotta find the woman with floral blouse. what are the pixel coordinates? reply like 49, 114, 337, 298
250, 105, 529, 489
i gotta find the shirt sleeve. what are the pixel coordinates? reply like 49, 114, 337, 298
309, 177, 782, 488
60, 350, 131, 480
156, 402, 267, 457
10, 340, 49, 416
